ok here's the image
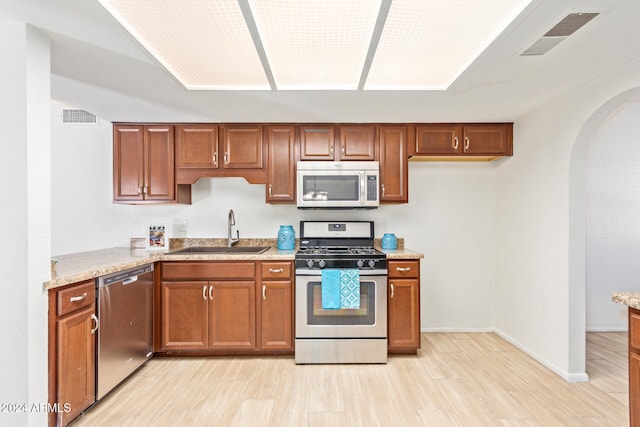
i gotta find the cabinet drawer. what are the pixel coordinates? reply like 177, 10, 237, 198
162, 262, 256, 280
261, 262, 292, 279
388, 261, 419, 278
57, 280, 95, 316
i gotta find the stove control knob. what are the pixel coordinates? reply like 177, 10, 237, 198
318, 260, 326, 268
368, 259, 376, 268
357, 260, 365, 268
306, 259, 315, 268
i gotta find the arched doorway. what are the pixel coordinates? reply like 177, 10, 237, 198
569, 87, 640, 375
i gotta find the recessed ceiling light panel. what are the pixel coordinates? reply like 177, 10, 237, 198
364, 0, 533, 90
248, 0, 382, 90
98, 0, 270, 89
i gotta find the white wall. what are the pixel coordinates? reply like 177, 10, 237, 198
0, 23, 50, 427
586, 100, 640, 331
495, 58, 640, 381
50, 101, 497, 331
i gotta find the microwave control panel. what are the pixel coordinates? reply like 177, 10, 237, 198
367, 176, 378, 201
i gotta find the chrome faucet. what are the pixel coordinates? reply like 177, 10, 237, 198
227, 209, 239, 247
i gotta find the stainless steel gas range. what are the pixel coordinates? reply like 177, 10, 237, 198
294, 221, 388, 364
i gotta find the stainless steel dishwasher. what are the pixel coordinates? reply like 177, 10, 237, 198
96, 264, 153, 399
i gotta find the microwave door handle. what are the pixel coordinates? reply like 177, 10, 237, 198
360, 171, 366, 205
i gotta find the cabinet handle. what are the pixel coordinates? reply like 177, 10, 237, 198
209, 285, 213, 300
143, 186, 148, 196
90, 314, 99, 334
202, 285, 207, 301
381, 184, 385, 197
396, 267, 411, 272
464, 137, 470, 151
213, 152, 218, 167
453, 137, 459, 150
224, 152, 229, 165
268, 268, 284, 273
137, 186, 143, 195
330, 144, 334, 156
262, 285, 266, 301
390, 283, 395, 299
268, 184, 273, 197
69, 292, 88, 303
341, 145, 345, 156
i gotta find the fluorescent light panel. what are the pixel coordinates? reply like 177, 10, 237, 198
98, 0, 270, 89
248, 0, 381, 90
365, 0, 533, 90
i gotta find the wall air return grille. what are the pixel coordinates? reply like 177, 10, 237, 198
521, 12, 599, 56
62, 109, 97, 124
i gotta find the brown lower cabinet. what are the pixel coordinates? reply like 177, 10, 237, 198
158, 261, 293, 354
629, 307, 640, 425
387, 259, 421, 354
48, 280, 97, 427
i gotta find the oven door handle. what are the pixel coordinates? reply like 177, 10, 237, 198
295, 268, 388, 276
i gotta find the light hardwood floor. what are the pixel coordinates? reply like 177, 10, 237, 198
73, 332, 629, 426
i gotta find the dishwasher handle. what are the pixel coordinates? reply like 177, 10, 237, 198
122, 276, 138, 285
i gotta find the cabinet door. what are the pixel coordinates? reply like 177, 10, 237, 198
462, 124, 511, 155
299, 125, 335, 160
57, 306, 95, 426
259, 281, 293, 350
144, 125, 176, 201
631, 352, 640, 427
209, 281, 256, 349
113, 125, 144, 202
266, 125, 296, 203
338, 125, 376, 160
388, 278, 421, 350
161, 282, 209, 350
414, 125, 462, 155
221, 125, 264, 169
176, 125, 219, 169
379, 125, 408, 203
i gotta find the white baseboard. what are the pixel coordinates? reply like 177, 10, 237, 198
586, 326, 628, 332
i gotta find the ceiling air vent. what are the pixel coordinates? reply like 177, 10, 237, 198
521, 12, 599, 56
62, 109, 97, 124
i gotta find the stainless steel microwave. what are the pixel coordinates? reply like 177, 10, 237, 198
296, 161, 380, 208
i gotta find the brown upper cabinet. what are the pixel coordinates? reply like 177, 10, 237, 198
412, 123, 513, 159
299, 125, 336, 160
338, 125, 376, 161
113, 124, 189, 204
378, 125, 408, 203
299, 124, 376, 161
175, 124, 266, 185
265, 125, 297, 203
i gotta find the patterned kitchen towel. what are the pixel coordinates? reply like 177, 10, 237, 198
340, 269, 360, 309
321, 269, 341, 310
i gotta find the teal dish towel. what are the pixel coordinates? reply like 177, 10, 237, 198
340, 269, 360, 309
321, 270, 341, 310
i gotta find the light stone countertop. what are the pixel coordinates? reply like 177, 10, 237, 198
612, 292, 640, 310
45, 238, 424, 290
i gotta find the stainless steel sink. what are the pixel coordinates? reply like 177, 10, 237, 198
166, 246, 271, 254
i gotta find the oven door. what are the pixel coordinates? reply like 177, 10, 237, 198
295, 269, 387, 338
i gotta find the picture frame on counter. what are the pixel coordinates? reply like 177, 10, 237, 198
145, 223, 167, 250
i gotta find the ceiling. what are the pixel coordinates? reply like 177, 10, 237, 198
2, 0, 640, 123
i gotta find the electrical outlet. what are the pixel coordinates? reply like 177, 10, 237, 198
445, 220, 453, 231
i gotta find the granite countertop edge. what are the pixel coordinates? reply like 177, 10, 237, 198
45, 241, 425, 290
612, 292, 640, 310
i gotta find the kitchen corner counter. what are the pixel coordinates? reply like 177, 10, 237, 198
45, 246, 296, 290
612, 292, 640, 310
